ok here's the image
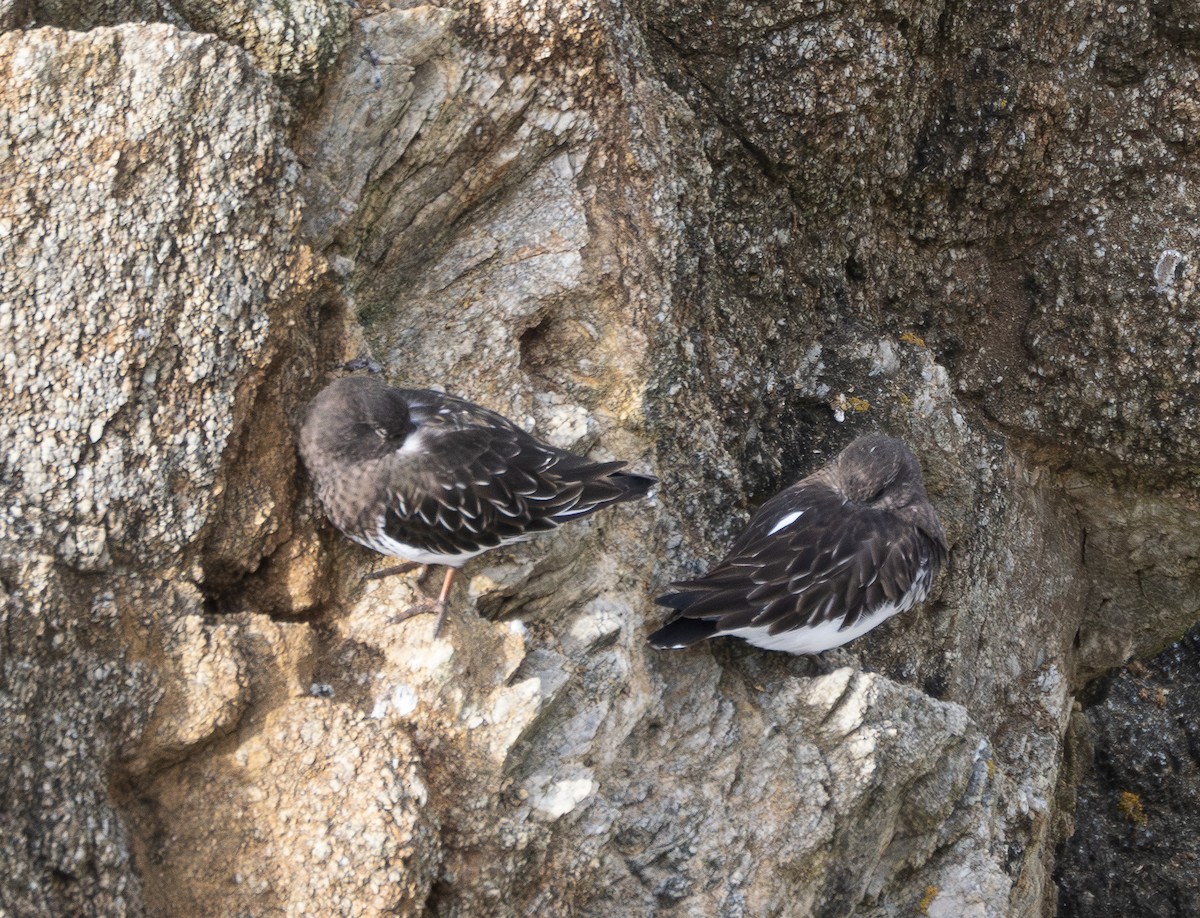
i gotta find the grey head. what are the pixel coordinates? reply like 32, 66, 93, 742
299, 375, 416, 467
823, 434, 946, 549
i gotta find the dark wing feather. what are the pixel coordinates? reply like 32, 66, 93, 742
376, 390, 652, 556
653, 480, 942, 643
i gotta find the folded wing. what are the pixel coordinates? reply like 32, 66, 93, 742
374, 390, 653, 558
650, 481, 943, 647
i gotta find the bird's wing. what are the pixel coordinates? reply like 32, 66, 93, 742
659, 482, 941, 635
376, 390, 634, 556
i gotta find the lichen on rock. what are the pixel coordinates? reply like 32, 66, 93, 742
0, 22, 318, 917
0, 24, 302, 570
4, 0, 1200, 915
13, 0, 350, 90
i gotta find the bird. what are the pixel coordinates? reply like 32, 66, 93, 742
298, 375, 656, 634
648, 434, 946, 655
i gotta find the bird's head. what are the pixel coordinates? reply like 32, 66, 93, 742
300, 376, 415, 464
831, 434, 946, 545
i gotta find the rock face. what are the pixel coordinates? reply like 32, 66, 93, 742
1, 1, 1198, 916
21, 0, 348, 89
1055, 624, 1200, 917
0, 23, 315, 915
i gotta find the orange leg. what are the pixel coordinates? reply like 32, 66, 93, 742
387, 566, 458, 637
430, 568, 456, 636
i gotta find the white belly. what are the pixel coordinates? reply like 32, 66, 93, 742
369, 539, 484, 567
722, 601, 903, 654
350, 518, 532, 568
720, 573, 930, 655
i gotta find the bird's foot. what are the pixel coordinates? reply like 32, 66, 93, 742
365, 561, 422, 581
386, 568, 457, 637
806, 653, 835, 676
809, 647, 857, 675
388, 597, 451, 636
338, 355, 382, 374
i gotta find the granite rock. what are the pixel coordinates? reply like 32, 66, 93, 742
4, 1, 1200, 916
10, 0, 349, 89
1056, 625, 1200, 917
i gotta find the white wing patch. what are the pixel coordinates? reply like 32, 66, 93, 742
398, 428, 426, 455
767, 510, 804, 535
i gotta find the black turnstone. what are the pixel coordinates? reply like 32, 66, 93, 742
648, 434, 946, 655
298, 376, 656, 632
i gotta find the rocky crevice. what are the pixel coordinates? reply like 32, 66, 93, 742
2, 0, 1200, 915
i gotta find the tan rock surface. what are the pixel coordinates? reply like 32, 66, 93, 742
16, 0, 348, 89
0, 22, 319, 917
3, 2, 1199, 917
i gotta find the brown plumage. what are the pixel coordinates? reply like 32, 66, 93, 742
649, 434, 946, 655
298, 376, 655, 631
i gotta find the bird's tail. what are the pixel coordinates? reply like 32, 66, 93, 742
571, 460, 655, 503
647, 615, 719, 649
608, 470, 657, 501
546, 462, 655, 522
